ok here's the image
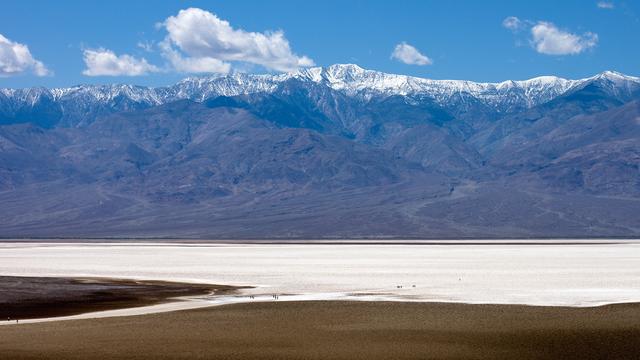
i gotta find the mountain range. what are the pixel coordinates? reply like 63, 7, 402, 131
1, 64, 639, 238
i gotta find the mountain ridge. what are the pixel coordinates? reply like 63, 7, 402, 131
2, 64, 639, 128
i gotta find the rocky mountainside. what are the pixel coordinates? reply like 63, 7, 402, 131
0, 65, 639, 238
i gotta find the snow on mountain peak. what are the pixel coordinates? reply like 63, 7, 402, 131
286, 65, 588, 110
1, 65, 638, 120
592, 70, 640, 84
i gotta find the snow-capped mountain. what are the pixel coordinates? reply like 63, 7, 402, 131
293, 64, 580, 109
1, 64, 640, 238
165, 64, 640, 110
1, 64, 639, 128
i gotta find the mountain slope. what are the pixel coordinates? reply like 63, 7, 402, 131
0, 65, 639, 238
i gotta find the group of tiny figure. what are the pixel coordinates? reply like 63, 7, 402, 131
246, 294, 280, 300
247, 285, 421, 300
396, 285, 417, 289
7, 317, 18, 323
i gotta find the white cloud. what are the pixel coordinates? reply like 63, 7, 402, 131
502, 16, 523, 31
160, 7, 314, 73
597, 1, 615, 9
158, 40, 230, 74
82, 48, 159, 76
391, 42, 432, 66
530, 22, 598, 55
0, 33, 51, 77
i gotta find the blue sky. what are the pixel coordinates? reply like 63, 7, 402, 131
0, 0, 638, 88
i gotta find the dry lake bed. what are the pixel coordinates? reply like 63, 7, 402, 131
1, 240, 640, 308
1, 240, 640, 359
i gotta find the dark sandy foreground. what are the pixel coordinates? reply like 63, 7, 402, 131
1, 301, 640, 360
0, 276, 239, 320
